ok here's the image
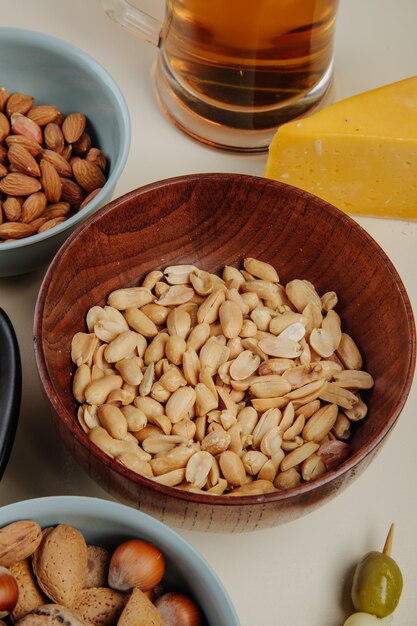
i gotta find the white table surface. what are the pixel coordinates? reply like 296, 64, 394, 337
1, 1, 417, 624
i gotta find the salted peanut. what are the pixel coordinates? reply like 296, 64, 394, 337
228, 479, 276, 496
243, 257, 279, 282
132, 425, 164, 444
258, 449, 285, 481
321, 291, 338, 311
84, 374, 123, 405
124, 307, 158, 338
115, 356, 143, 386
199, 339, 226, 374
240, 291, 259, 311
156, 284, 195, 306
170, 419, 195, 440
250, 307, 271, 332
71, 332, 98, 366
104, 331, 138, 363
117, 453, 153, 477
163, 264, 197, 284
107, 388, 135, 406
150, 446, 196, 476
218, 300, 243, 339
120, 405, 147, 432
237, 406, 258, 436
166, 309, 191, 339
259, 357, 294, 376
195, 383, 218, 416
251, 397, 288, 412
332, 412, 351, 439
277, 322, 306, 343
249, 375, 291, 399
134, 396, 164, 419
197, 288, 226, 325
301, 301, 323, 334
260, 426, 282, 457
258, 336, 301, 358
279, 401, 295, 431
309, 327, 334, 359
201, 428, 231, 455
189, 268, 213, 296
216, 385, 238, 417
318, 382, 359, 410
337, 332, 363, 370
241, 279, 277, 302
282, 414, 305, 441
206, 477, 228, 495
219, 450, 246, 487
138, 362, 154, 397
140, 303, 169, 326
313, 360, 343, 381
238, 319, 257, 338
72, 363, 91, 403
165, 335, 187, 365
294, 399, 321, 420
151, 468, 186, 487
333, 369, 374, 390
344, 394, 368, 421
86, 305, 107, 331
144, 332, 169, 365
229, 349, 261, 381
185, 450, 213, 488
141, 269, 163, 290
321, 310, 342, 351
269, 311, 304, 335
280, 441, 320, 472
97, 404, 128, 439
226, 287, 250, 315
158, 365, 186, 393
154, 281, 169, 297
222, 265, 246, 286
282, 364, 322, 389
252, 408, 280, 449
285, 378, 326, 401
301, 453, 326, 482
94, 319, 125, 343
184, 323, 209, 353
142, 434, 186, 454
107, 287, 153, 310
242, 450, 268, 476
165, 386, 196, 423
182, 348, 200, 387
302, 403, 338, 443
219, 409, 236, 430
285, 279, 322, 312
150, 382, 171, 403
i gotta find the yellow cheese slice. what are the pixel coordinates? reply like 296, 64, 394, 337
264, 77, 417, 220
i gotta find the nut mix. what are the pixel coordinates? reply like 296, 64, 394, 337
71, 258, 374, 496
0, 86, 107, 242
0, 520, 203, 625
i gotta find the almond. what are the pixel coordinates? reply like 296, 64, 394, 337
43, 201, 71, 219
0, 112, 10, 141
61, 143, 73, 161
2, 197, 22, 221
6, 92, 34, 116
0, 172, 42, 195
8, 143, 41, 177
42, 149, 72, 177
27, 104, 60, 126
62, 112, 86, 143
38, 216, 67, 232
0, 222, 38, 239
9, 558, 47, 621
72, 131, 91, 154
40, 159, 62, 203
0, 163, 7, 177
72, 157, 106, 193
117, 587, 165, 626
44, 122, 65, 153
30, 216, 48, 231
86, 147, 107, 171
73, 587, 128, 625
60, 176, 85, 208
0, 86, 10, 112
5, 134, 43, 157
32, 524, 88, 607
0, 521, 43, 566
21, 192, 47, 223
79, 187, 102, 209
10, 112, 43, 144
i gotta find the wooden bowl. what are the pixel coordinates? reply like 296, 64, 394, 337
34, 173, 416, 532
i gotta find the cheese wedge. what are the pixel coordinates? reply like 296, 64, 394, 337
265, 77, 417, 220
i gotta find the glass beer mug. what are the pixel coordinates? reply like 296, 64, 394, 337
102, 0, 339, 152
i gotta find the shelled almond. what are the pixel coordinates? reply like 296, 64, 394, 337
0, 87, 107, 242
71, 259, 374, 496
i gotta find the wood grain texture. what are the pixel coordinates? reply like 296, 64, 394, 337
34, 173, 416, 532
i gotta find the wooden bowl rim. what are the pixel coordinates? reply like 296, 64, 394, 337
34, 173, 416, 506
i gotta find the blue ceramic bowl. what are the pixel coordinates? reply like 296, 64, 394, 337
0, 496, 240, 625
0, 28, 130, 277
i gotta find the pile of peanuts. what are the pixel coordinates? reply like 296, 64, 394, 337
71, 259, 374, 496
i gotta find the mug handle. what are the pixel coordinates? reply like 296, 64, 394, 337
101, 0, 162, 46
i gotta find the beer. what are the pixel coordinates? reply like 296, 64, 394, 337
161, 0, 339, 127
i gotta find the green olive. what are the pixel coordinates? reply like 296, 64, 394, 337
351, 550, 403, 618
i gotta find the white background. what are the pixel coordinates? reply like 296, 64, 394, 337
1, 1, 417, 624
